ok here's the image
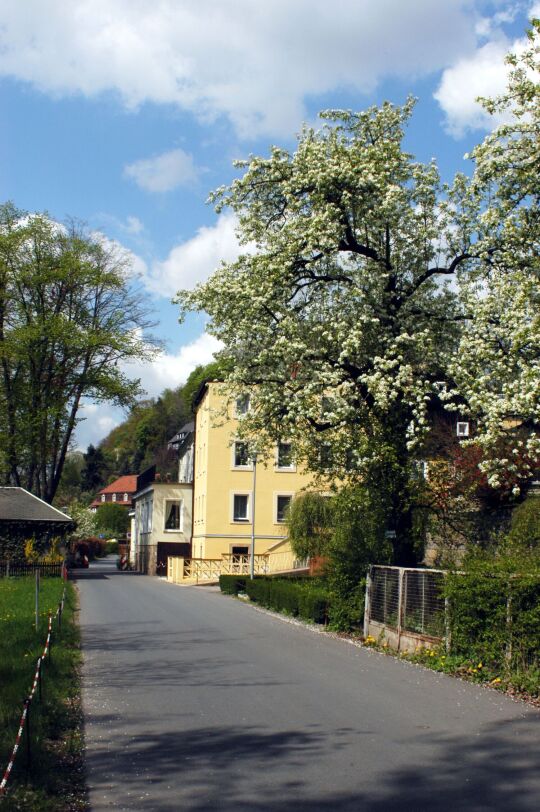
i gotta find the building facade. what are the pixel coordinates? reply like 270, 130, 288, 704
89, 475, 138, 512
191, 382, 315, 560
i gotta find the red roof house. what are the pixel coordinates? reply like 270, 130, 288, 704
90, 475, 138, 512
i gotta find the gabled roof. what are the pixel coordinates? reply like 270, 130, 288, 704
168, 421, 195, 445
99, 475, 138, 495
0, 487, 73, 523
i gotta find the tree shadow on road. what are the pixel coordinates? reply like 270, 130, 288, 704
85, 714, 540, 812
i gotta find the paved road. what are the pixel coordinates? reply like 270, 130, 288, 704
77, 558, 539, 811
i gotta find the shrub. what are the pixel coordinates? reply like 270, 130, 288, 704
243, 577, 330, 623
508, 496, 540, 550
297, 589, 329, 623
445, 550, 540, 675
219, 575, 248, 595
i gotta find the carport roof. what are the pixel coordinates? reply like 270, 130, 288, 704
0, 487, 73, 523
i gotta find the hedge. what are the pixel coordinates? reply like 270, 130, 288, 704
446, 569, 540, 672
219, 575, 248, 595
242, 577, 329, 624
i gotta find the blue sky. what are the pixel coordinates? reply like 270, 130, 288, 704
0, 0, 537, 449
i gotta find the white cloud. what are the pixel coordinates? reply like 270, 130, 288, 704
124, 148, 199, 193
434, 39, 514, 137
435, 1, 539, 138
74, 331, 222, 448
124, 332, 222, 398
144, 212, 242, 297
0, 0, 478, 137
124, 215, 144, 234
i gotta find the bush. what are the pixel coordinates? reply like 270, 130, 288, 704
105, 540, 119, 555
445, 550, 540, 676
508, 496, 540, 550
219, 575, 248, 595
243, 577, 330, 623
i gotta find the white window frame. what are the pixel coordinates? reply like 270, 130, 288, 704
320, 444, 334, 470
274, 492, 293, 524
232, 440, 252, 470
112, 493, 117, 502
234, 394, 251, 417
164, 499, 183, 532
456, 421, 470, 438
276, 440, 296, 471
101, 494, 106, 503
231, 491, 251, 523
123, 492, 129, 502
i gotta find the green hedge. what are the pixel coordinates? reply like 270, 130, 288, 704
446, 569, 540, 673
242, 577, 329, 624
219, 575, 248, 595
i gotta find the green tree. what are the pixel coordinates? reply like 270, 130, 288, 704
94, 503, 130, 537
287, 492, 333, 560
0, 204, 158, 503
178, 100, 469, 563
80, 444, 109, 494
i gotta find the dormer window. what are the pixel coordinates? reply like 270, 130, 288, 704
456, 421, 469, 438
123, 493, 129, 502
112, 493, 117, 502
101, 494, 105, 503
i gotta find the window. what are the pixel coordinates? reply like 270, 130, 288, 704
345, 448, 356, 471
112, 493, 117, 502
233, 494, 250, 522
101, 494, 105, 503
456, 421, 470, 438
233, 441, 250, 468
235, 394, 250, 416
276, 494, 292, 523
123, 492, 129, 502
164, 500, 182, 531
320, 445, 333, 470
321, 396, 333, 417
277, 441, 294, 469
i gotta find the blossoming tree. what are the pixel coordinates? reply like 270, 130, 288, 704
178, 100, 477, 563
448, 20, 540, 493
178, 23, 539, 560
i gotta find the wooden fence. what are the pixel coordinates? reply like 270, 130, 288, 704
167, 550, 309, 585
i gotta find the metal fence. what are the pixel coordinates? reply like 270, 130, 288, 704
364, 565, 446, 649
0, 561, 64, 578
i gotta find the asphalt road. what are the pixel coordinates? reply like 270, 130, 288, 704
77, 558, 539, 812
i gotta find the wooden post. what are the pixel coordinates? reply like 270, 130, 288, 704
35, 570, 40, 631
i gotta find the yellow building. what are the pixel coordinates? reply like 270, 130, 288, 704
192, 381, 315, 561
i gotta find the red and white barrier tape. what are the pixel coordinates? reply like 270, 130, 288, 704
0, 703, 29, 793
0, 589, 67, 796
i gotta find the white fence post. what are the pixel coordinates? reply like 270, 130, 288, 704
396, 567, 404, 651
363, 567, 372, 638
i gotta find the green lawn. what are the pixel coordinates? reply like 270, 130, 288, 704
0, 577, 87, 810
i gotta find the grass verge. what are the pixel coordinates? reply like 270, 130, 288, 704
0, 577, 87, 810
363, 636, 540, 707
